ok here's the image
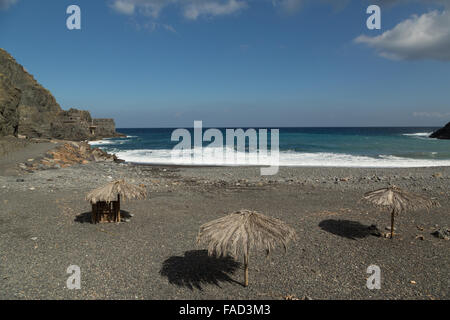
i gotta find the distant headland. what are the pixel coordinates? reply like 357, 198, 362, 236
430, 122, 450, 140
0, 48, 124, 141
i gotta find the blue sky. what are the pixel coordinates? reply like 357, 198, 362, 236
1, 0, 449, 127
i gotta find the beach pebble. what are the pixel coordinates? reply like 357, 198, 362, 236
432, 173, 442, 178
431, 228, 450, 240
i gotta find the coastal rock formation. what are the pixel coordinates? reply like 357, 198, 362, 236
93, 118, 118, 138
0, 48, 61, 138
0, 48, 123, 140
50, 108, 93, 140
0, 74, 20, 136
19, 141, 122, 171
45, 142, 120, 167
430, 122, 450, 140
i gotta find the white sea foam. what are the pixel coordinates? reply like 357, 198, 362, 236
88, 140, 116, 146
89, 138, 130, 146
402, 132, 433, 137
114, 148, 450, 168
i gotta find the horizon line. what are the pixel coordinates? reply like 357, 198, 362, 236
116, 125, 442, 129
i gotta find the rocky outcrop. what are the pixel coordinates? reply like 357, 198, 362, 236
50, 108, 94, 141
93, 119, 119, 138
45, 142, 121, 167
0, 73, 20, 136
0, 48, 61, 138
0, 48, 122, 140
430, 122, 450, 140
19, 141, 122, 171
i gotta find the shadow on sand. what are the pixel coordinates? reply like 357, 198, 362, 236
160, 250, 242, 290
74, 210, 133, 223
319, 219, 379, 240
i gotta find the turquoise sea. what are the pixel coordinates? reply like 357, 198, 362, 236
90, 127, 450, 167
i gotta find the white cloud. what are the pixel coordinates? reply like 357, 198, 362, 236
134, 21, 178, 33
110, 0, 173, 18
110, 0, 247, 20
112, 0, 135, 15
183, 0, 247, 20
355, 9, 450, 61
0, 0, 18, 10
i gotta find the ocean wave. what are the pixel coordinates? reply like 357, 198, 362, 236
402, 132, 432, 137
113, 148, 450, 168
89, 138, 130, 146
88, 140, 116, 146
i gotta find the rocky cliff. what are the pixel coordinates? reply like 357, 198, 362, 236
93, 118, 118, 138
0, 48, 123, 140
430, 122, 450, 140
0, 73, 20, 136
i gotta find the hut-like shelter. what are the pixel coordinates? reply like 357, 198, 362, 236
85, 180, 146, 224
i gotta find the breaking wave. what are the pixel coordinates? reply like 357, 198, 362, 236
111, 148, 450, 168
402, 132, 433, 137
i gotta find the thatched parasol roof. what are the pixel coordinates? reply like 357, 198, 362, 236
197, 209, 297, 260
85, 179, 146, 204
362, 185, 440, 215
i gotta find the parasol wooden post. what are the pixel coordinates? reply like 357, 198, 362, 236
91, 204, 96, 224
244, 254, 249, 287
117, 194, 121, 222
390, 209, 395, 239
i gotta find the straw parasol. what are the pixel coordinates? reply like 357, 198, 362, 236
362, 185, 440, 239
85, 179, 146, 223
197, 209, 297, 287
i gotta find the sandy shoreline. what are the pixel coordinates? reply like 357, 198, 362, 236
0, 142, 448, 299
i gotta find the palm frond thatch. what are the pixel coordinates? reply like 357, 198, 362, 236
85, 179, 146, 204
362, 185, 440, 239
197, 209, 296, 286
362, 185, 440, 215
197, 210, 297, 260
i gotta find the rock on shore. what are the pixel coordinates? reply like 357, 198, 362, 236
19, 141, 122, 171
430, 122, 450, 140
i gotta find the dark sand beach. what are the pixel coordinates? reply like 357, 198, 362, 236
0, 142, 448, 300
0, 138, 58, 176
